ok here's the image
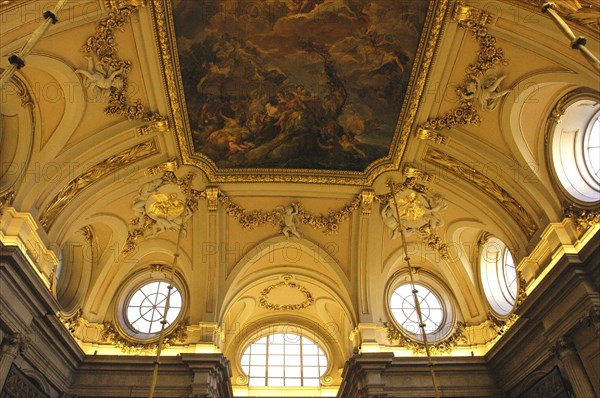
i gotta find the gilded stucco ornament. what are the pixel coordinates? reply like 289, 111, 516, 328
376, 179, 450, 260
40, 140, 159, 231
101, 320, 187, 354
122, 171, 196, 256
422, 2, 509, 131
564, 204, 600, 231
424, 148, 538, 238
258, 275, 314, 311
384, 321, 467, 354
0, 189, 16, 217
82, 0, 161, 121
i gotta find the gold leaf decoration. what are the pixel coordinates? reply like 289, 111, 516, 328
0, 189, 16, 216
83, 1, 161, 121
422, 2, 509, 131
258, 275, 314, 311
564, 204, 600, 232
101, 320, 187, 354
384, 321, 467, 354
424, 148, 538, 238
40, 140, 159, 231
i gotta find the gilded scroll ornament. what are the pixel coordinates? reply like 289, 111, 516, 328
40, 140, 158, 231
101, 320, 187, 354
424, 148, 538, 238
82, 1, 161, 121
258, 275, 314, 311
564, 204, 600, 231
415, 127, 448, 145
384, 321, 467, 354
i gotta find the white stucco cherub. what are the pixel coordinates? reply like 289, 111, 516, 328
276, 203, 302, 239
75, 56, 124, 100
460, 70, 511, 111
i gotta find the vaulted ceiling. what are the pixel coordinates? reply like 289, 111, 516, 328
0, 0, 598, 394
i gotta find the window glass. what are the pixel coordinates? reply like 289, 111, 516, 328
126, 281, 182, 334
240, 333, 327, 387
389, 283, 444, 336
481, 237, 517, 316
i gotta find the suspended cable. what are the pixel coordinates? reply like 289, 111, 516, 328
148, 221, 185, 398
0, 0, 69, 90
387, 179, 441, 398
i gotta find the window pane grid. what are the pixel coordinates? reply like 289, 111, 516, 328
240, 333, 328, 387
390, 284, 444, 336
126, 281, 182, 335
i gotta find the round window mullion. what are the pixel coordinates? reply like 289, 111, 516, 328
123, 280, 183, 339
389, 283, 445, 338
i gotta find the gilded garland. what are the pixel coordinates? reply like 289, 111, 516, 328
564, 204, 600, 232
258, 275, 314, 311
421, 2, 510, 132
384, 321, 467, 354
81, 1, 161, 121
101, 320, 187, 354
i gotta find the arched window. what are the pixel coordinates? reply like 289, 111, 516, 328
480, 236, 517, 316
240, 333, 328, 387
550, 94, 600, 204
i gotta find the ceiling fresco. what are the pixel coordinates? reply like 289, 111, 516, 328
170, 0, 432, 171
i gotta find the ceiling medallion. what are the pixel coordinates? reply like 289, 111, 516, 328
152, 0, 450, 184
258, 275, 314, 311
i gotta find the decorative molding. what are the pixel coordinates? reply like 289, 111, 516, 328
151, 0, 451, 184
145, 159, 178, 176
453, 2, 496, 25
487, 312, 519, 337
424, 148, 538, 238
384, 321, 467, 354
579, 306, 600, 334
204, 187, 219, 213
564, 204, 599, 232
216, 190, 362, 235
101, 320, 187, 354
421, 2, 509, 132
415, 127, 448, 145
0, 189, 16, 216
82, 0, 160, 121
258, 275, 314, 311
39, 140, 159, 231
360, 190, 375, 216
515, 270, 528, 308
136, 119, 169, 136
403, 165, 432, 183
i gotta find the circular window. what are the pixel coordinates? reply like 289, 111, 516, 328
550, 94, 600, 204
240, 333, 328, 387
480, 236, 517, 316
115, 266, 187, 341
125, 281, 182, 334
390, 283, 444, 336
385, 271, 457, 343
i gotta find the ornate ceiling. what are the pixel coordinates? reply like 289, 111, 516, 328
0, 0, 598, 395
